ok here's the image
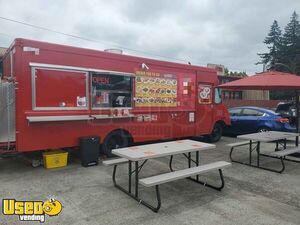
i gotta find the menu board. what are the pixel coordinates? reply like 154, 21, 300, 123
135, 74, 178, 107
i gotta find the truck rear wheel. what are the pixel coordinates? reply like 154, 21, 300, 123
207, 123, 223, 142
102, 131, 130, 157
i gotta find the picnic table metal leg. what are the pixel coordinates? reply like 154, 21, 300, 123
130, 160, 148, 175
112, 162, 161, 213
128, 161, 132, 193
229, 140, 258, 166
284, 138, 287, 149
229, 147, 234, 161
113, 165, 117, 186
274, 139, 286, 151
249, 140, 252, 165
196, 151, 199, 181
171, 151, 225, 191
155, 185, 161, 211
170, 152, 200, 181
169, 155, 174, 172
135, 161, 139, 198
170, 153, 198, 172
254, 154, 286, 173
187, 169, 225, 191
279, 157, 285, 173
251, 140, 285, 173
137, 185, 161, 213
257, 142, 260, 167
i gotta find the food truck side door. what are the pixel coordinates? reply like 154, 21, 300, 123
195, 83, 214, 134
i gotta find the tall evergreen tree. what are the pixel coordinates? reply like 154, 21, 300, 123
259, 12, 300, 100
280, 11, 300, 74
258, 20, 282, 69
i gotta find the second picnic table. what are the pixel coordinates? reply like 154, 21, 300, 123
228, 131, 300, 173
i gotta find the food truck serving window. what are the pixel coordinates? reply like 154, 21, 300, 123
32, 68, 88, 110
91, 73, 132, 108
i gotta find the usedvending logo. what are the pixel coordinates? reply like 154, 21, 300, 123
2, 198, 62, 223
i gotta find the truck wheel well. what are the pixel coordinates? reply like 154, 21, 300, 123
215, 120, 226, 128
101, 129, 133, 157
206, 121, 225, 143
111, 129, 133, 144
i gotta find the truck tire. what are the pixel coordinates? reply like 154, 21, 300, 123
207, 123, 223, 143
102, 131, 130, 157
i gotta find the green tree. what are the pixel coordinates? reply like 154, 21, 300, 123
279, 11, 300, 74
224, 67, 247, 77
224, 67, 229, 75
229, 71, 247, 77
270, 12, 300, 100
258, 20, 282, 69
259, 11, 300, 100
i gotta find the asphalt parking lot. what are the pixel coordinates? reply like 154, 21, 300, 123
1, 136, 300, 225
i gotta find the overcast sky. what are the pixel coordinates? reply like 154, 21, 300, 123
0, 0, 299, 74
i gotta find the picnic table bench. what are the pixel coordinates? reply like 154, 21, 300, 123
103, 157, 128, 166
139, 161, 231, 187
227, 140, 258, 148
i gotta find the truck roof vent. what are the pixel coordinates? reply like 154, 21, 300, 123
104, 49, 123, 54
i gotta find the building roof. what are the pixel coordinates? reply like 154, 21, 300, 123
219, 71, 300, 90
0, 47, 7, 57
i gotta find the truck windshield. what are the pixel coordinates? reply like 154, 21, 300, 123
215, 88, 222, 104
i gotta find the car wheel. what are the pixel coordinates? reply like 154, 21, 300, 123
102, 131, 130, 157
207, 123, 223, 142
257, 127, 270, 133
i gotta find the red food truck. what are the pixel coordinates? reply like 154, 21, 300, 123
0, 38, 230, 157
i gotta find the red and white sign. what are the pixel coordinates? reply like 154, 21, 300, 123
198, 84, 212, 104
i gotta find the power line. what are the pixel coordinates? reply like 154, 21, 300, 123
0, 16, 192, 64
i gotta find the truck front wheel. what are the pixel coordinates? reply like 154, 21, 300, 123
207, 123, 223, 142
102, 131, 130, 157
